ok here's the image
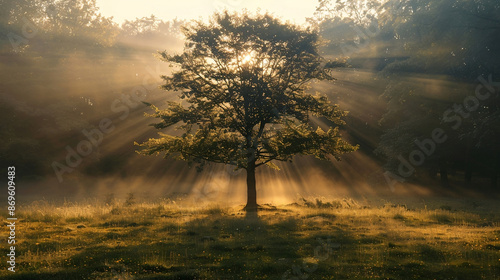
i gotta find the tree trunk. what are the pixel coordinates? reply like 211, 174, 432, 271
245, 160, 258, 211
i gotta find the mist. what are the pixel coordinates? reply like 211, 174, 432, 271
1, 0, 499, 207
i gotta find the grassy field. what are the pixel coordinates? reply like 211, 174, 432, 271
1, 195, 500, 280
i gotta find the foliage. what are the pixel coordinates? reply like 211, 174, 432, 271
0, 0, 184, 178
312, 0, 500, 185
136, 11, 357, 173
313, 0, 381, 26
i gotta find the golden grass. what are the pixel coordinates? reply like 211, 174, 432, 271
1, 196, 499, 279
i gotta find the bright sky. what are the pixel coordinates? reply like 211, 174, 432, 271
96, 0, 318, 25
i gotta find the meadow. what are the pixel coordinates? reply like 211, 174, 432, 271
1, 195, 500, 280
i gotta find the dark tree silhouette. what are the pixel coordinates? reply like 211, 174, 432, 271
136, 11, 358, 210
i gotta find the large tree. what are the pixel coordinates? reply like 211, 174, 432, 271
136, 11, 357, 210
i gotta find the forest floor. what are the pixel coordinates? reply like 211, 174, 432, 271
1, 195, 500, 279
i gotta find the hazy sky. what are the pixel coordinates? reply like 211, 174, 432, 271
96, 0, 318, 24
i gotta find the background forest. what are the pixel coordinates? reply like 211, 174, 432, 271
1, 0, 499, 200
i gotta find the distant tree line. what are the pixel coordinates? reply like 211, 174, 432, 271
0, 0, 184, 179
311, 0, 500, 188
